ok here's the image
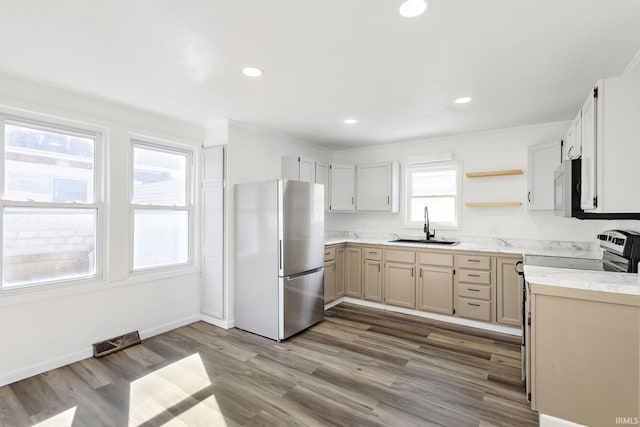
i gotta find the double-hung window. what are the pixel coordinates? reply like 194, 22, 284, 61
1, 119, 101, 289
405, 161, 461, 228
131, 141, 193, 271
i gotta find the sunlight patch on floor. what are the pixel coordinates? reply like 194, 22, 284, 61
128, 353, 217, 426
33, 406, 77, 427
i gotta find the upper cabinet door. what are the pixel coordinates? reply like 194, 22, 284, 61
527, 141, 561, 211
315, 162, 330, 211
580, 88, 597, 210
565, 112, 582, 161
356, 162, 391, 211
299, 157, 315, 183
281, 155, 315, 182
329, 164, 355, 211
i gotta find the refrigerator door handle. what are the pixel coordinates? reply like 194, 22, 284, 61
285, 267, 324, 280
279, 239, 283, 271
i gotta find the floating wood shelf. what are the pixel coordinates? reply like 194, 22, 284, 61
465, 202, 522, 207
466, 169, 523, 178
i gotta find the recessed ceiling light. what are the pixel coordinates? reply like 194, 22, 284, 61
344, 119, 358, 124
454, 96, 472, 104
242, 67, 262, 77
399, 0, 429, 18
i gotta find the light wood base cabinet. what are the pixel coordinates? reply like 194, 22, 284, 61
335, 247, 345, 298
363, 259, 383, 302
345, 247, 362, 298
496, 257, 523, 326
530, 286, 639, 426
384, 262, 416, 309
323, 260, 336, 303
417, 266, 454, 315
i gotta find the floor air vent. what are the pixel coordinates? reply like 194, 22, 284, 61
93, 331, 141, 358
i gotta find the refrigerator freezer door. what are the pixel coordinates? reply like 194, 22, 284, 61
280, 180, 325, 277
235, 181, 280, 340
280, 268, 325, 340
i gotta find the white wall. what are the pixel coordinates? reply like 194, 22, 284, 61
327, 122, 640, 242
0, 73, 203, 385
224, 122, 332, 323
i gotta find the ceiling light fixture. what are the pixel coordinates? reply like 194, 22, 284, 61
344, 119, 358, 124
454, 96, 472, 104
242, 67, 263, 77
399, 0, 429, 18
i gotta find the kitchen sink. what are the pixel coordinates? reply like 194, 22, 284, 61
390, 239, 459, 245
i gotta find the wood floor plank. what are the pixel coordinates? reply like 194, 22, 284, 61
0, 303, 537, 426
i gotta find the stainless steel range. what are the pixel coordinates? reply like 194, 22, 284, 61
597, 229, 640, 273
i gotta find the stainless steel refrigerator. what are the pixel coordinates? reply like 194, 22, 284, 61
235, 179, 324, 341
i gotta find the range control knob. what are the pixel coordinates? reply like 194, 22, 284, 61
597, 234, 608, 241
613, 237, 625, 246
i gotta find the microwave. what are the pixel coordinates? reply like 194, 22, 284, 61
554, 159, 640, 219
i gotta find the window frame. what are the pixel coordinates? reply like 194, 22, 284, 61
403, 160, 462, 230
129, 139, 195, 273
0, 115, 104, 291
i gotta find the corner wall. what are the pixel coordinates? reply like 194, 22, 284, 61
0, 73, 203, 386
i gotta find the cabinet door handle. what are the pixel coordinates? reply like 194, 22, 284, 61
528, 191, 531, 203
468, 302, 481, 307
467, 288, 480, 292
468, 274, 480, 277
325, 252, 330, 256
378, 263, 380, 273
369, 251, 377, 254
387, 196, 390, 205
352, 196, 354, 205
411, 267, 414, 277
419, 268, 422, 278
468, 259, 480, 263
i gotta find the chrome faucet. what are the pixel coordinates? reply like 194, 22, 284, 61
424, 206, 435, 240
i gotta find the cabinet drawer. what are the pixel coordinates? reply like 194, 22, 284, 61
324, 247, 336, 262
457, 297, 491, 322
458, 270, 491, 285
384, 250, 415, 263
363, 248, 382, 260
458, 283, 491, 300
418, 252, 454, 267
457, 255, 491, 270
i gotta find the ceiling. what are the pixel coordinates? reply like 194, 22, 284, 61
0, 1, 639, 150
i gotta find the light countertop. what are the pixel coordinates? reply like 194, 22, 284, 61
524, 265, 639, 296
324, 237, 602, 260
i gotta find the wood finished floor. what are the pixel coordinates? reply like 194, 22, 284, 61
0, 303, 538, 426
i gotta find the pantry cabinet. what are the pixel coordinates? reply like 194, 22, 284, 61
330, 164, 355, 211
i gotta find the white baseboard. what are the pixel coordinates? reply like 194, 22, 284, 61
539, 413, 586, 427
323, 298, 344, 310
139, 314, 202, 340
0, 348, 93, 388
333, 297, 522, 336
201, 314, 235, 329
0, 313, 202, 388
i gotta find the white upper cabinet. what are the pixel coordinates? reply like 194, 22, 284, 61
330, 164, 355, 211
527, 141, 561, 211
564, 112, 582, 161
355, 161, 400, 212
281, 155, 315, 182
580, 73, 640, 214
580, 89, 597, 210
315, 162, 330, 211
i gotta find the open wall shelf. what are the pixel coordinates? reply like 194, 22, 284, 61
466, 169, 523, 178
